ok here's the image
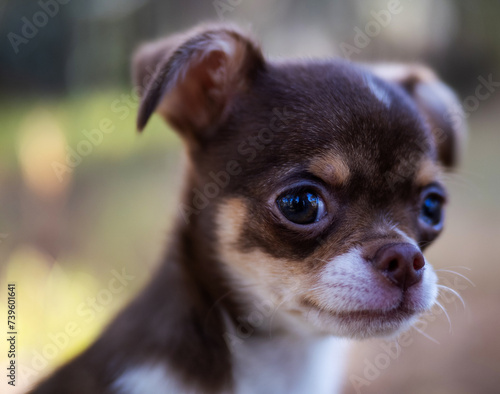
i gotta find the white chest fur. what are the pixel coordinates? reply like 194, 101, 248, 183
232, 335, 349, 394
113, 363, 201, 394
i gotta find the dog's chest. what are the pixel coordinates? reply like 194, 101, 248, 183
112, 336, 348, 394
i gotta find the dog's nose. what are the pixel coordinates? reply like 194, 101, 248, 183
372, 243, 425, 290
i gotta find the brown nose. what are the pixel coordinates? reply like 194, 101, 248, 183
372, 243, 425, 290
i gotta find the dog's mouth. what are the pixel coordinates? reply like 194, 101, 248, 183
299, 297, 422, 337
302, 297, 414, 320
327, 303, 415, 322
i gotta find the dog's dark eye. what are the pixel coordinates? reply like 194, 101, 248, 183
420, 193, 443, 227
277, 189, 326, 225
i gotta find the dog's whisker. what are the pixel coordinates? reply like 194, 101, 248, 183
436, 269, 475, 287
434, 300, 452, 333
412, 325, 440, 344
418, 240, 433, 248
437, 284, 466, 309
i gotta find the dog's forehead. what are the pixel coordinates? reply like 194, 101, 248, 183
258, 60, 430, 151
223, 60, 436, 187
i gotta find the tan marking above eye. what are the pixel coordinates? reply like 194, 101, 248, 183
415, 159, 442, 187
216, 197, 248, 247
308, 152, 350, 186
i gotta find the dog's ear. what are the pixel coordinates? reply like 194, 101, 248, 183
132, 24, 264, 142
369, 64, 466, 168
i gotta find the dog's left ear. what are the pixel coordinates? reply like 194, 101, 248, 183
369, 64, 466, 168
132, 24, 264, 143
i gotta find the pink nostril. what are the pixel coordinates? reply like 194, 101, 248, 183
413, 255, 425, 271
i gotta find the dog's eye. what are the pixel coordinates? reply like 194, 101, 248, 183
420, 193, 443, 227
276, 189, 326, 225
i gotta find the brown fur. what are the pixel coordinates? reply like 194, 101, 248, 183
31, 23, 463, 393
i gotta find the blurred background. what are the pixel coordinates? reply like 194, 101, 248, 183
0, 0, 499, 392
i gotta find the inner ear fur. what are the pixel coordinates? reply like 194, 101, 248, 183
368, 63, 466, 168
132, 24, 264, 142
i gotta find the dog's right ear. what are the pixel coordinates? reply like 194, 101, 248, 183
368, 64, 466, 168
132, 24, 264, 143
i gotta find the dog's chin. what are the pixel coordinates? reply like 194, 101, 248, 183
300, 301, 423, 339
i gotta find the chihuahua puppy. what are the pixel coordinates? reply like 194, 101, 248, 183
32, 23, 464, 394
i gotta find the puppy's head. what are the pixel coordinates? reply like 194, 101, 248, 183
133, 24, 465, 338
